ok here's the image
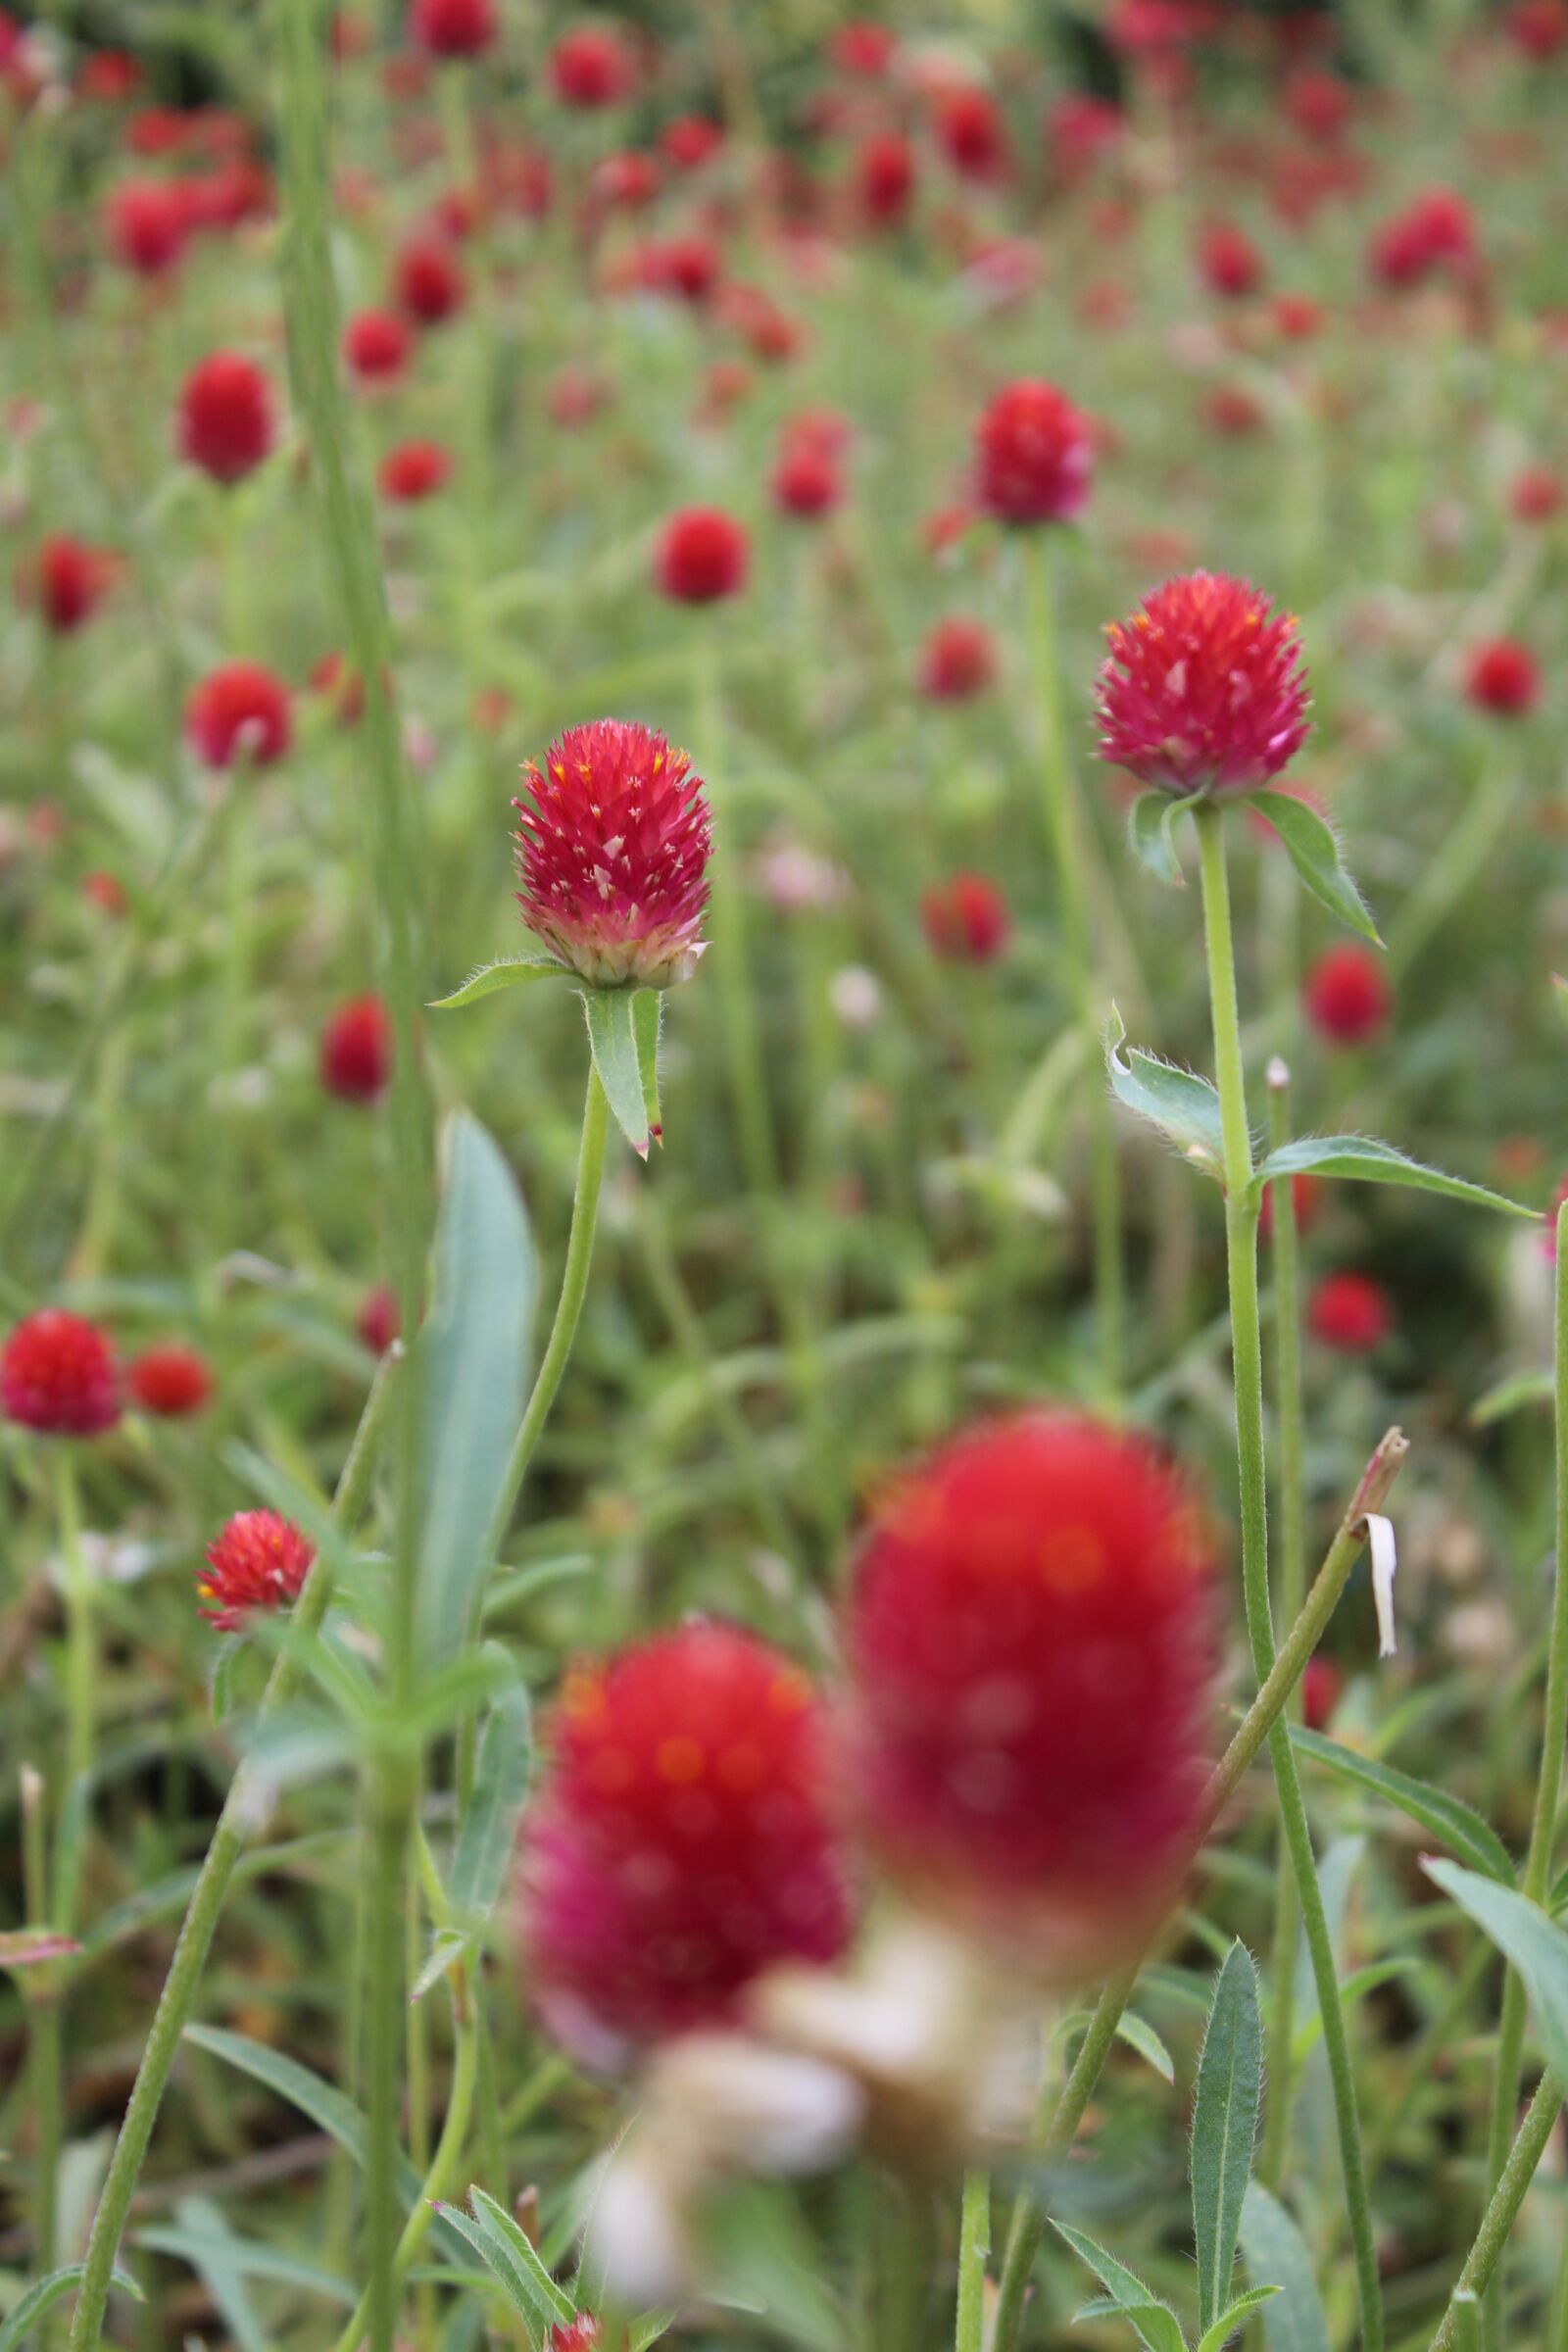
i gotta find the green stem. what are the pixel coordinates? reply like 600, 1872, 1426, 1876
1021, 533, 1122, 1406
1429, 2074, 1564, 2352
991, 1424, 1408, 2352
1194, 799, 1383, 2352
329, 1974, 480, 2352
23, 1768, 60, 2294
1479, 1194, 1568, 2349
956, 2170, 990, 2352
66, 1348, 402, 2352
1260, 1062, 1307, 2195
278, 10, 433, 2340
487, 1063, 611, 1563
55, 1448, 94, 1816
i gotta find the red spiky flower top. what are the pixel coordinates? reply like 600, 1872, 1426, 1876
514, 718, 712, 989
1096, 571, 1310, 798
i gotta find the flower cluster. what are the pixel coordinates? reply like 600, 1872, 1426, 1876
1096, 571, 1310, 798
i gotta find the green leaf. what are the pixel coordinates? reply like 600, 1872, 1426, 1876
1470, 1369, 1552, 1428
1196, 2285, 1282, 2352
1239, 2184, 1331, 2352
1114, 2009, 1176, 2084
183, 2025, 418, 2215
1128, 792, 1187, 887
584, 987, 652, 1156
411, 1927, 472, 2003
633, 988, 663, 1143
1249, 790, 1381, 944
1249, 1135, 1532, 1221
1105, 1006, 1226, 1180
1051, 2223, 1185, 2352
1422, 1861, 1568, 2080
1286, 1723, 1515, 1885
448, 1664, 533, 1918
1191, 1942, 1263, 2333
0, 2265, 143, 2350
629, 2309, 678, 2352
136, 2208, 355, 2306
416, 1114, 536, 1667
432, 2190, 577, 2329
430, 950, 568, 1009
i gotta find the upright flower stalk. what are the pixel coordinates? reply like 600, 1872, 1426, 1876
67, 1348, 402, 2352
1192, 797, 1385, 2352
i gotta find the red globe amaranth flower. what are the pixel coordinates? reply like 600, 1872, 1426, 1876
1308, 1271, 1392, 1354
1259, 1169, 1324, 1243
592, 149, 661, 213
394, 233, 467, 325
82, 870, 128, 919
1510, 466, 1564, 524
379, 438, 453, 501
518, 1622, 853, 2061
919, 616, 996, 703
975, 380, 1093, 526
514, 719, 711, 990
105, 179, 188, 275
551, 24, 633, 108
935, 84, 1010, 182
357, 1284, 400, 1355
199, 1508, 316, 1632
662, 115, 722, 172
1096, 572, 1310, 799
841, 1413, 1217, 1958
1271, 292, 1323, 340
655, 507, 750, 605
772, 437, 842, 519
411, 0, 496, 56
186, 662, 293, 768
832, 19, 898, 74
25, 538, 118, 635
320, 994, 393, 1102
855, 130, 915, 229
1368, 188, 1477, 288
1508, 0, 1568, 57
1198, 220, 1264, 299
129, 1342, 214, 1418
1283, 67, 1352, 143
1, 1310, 122, 1437
78, 48, 143, 102
921, 872, 1010, 963
651, 231, 722, 307
344, 307, 413, 384
551, 2323, 600, 2352
1465, 638, 1540, 716
1304, 943, 1390, 1047
1047, 93, 1122, 183
177, 352, 275, 484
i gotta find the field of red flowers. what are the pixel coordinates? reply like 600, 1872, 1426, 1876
4, 2, 1568, 2347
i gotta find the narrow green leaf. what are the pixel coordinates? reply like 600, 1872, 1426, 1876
1105, 1006, 1226, 1180
411, 1927, 472, 2003
0, 2265, 143, 2350
584, 988, 651, 1155
431, 2204, 545, 2326
1239, 2184, 1331, 2352
1287, 1723, 1515, 1884
1422, 1861, 1568, 2080
182, 2025, 419, 2208
1250, 1134, 1532, 1221
465, 2189, 577, 2327
1470, 1369, 1553, 1428
629, 2309, 678, 2352
1128, 792, 1186, 886
1290, 1959, 1419, 2063
416, 1114, 536, 1666
1051, 2223, 1186, 2352
633, 988, 663, 1144
430, 951, 568, 1009
1249, 790, 1381, 944
1191, 1942, 1263, 2333
136, 2215, 355, 2305
1114, 2010, 1176, 2084
448, 1666, 533, 1918
1196, 2285, 1282, 2352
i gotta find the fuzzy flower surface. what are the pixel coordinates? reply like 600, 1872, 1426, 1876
518, 1622, 854, 2063
975, 380, 1093, 525
514, 719, 711, 988
199, 1508, 316, 1632
1, 1310, 122, 1437
841, 1411, 1217, 1967
1096, 570, 1310, 798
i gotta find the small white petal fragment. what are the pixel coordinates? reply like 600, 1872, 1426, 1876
1367, 1512, 1398, 1657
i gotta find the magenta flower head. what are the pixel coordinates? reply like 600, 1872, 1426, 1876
514, 718, 711, 989
975, 380, 1093, 525
1096, 570, 1310, 799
